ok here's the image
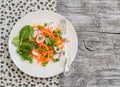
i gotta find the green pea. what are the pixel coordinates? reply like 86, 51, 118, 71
44, 23, 48, 26
56, 47, 60, 51
53, 58, 60, 62
45, 48, 49, 51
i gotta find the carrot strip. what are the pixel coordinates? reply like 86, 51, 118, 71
30, 24, 67, 65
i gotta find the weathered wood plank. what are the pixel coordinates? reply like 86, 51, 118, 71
56, 0, 120, 87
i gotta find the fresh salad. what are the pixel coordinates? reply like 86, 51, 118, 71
12, 23, 65, 66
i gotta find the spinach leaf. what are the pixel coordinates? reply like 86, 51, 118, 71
12, 35, 19, 46
17, 49, 33, 63
16, 41, 36, 63
19, 41, 36, 51
19, 25, 34, 45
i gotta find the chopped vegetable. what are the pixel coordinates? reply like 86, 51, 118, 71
42, 62, 48, 66
39, 47, 43, 54
19, 25, 34, 45
45, 37, 54, 46
12, 35, 19, 46
12, 23, 67, 66
38, 25, 42, 29
63, 51, 65, 55
36, 35, 45, 44
50, 46, 53, 50
44, 23, 48, 26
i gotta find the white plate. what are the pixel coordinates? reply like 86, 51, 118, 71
8, 10, 78, 78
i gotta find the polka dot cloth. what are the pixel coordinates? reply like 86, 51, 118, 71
0, 0, 60, 87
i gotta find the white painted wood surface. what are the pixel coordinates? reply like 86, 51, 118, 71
56, 0, 120, 87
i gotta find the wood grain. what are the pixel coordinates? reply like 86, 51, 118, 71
56, 0, 120, 87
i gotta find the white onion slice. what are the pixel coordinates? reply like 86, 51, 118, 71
47, 22, 57, 32
36, 34, 45, 44
34, 30, 41, 37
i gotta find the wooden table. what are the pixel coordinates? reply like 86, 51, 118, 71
56, 0, 120, 87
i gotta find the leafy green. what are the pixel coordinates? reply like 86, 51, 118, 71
12, 25, 36, 63
53, 58, 60, 62
29, 57, 33, 63
19, 25, 34, 45
17, 48, 32, 62
20, 41, 36, 51
16, 41, 36, 63
12, 35, 19, 46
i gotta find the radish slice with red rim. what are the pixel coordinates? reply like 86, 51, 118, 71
36, 34, 45, 44
34, 29, 41, 37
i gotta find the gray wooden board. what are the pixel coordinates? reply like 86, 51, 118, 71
56, 0, 120, 87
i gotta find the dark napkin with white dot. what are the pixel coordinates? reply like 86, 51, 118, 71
0, 0, 60, 87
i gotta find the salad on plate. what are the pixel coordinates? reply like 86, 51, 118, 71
12, 23, 66, 66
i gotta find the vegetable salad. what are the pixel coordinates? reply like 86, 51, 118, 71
12, 23, 64, 66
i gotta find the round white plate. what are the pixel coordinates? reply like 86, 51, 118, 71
8, 10, 78, 78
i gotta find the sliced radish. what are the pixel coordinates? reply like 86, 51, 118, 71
36, 34, 45, 44
34, 30, 41, 37
47, 22, 57, 32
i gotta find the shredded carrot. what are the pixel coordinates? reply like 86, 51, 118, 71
32, 25, 39, 29
30, 23, 68, 65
